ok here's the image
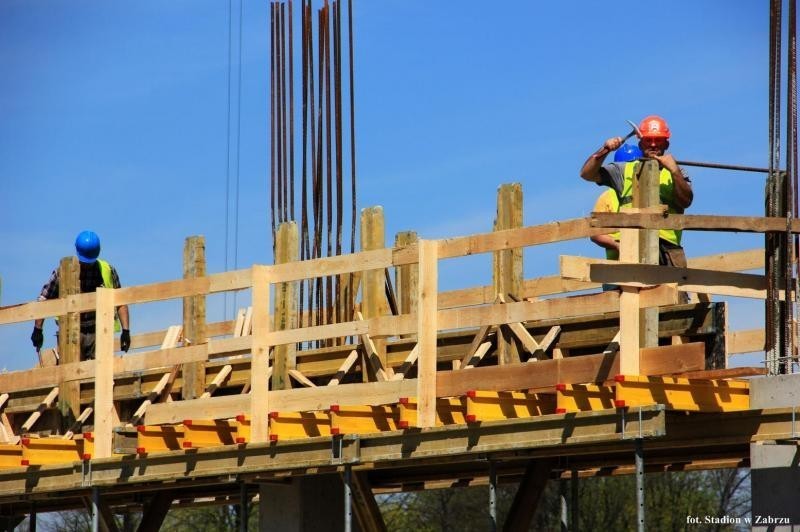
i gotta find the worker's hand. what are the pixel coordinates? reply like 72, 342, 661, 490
120, 329, 131, 352
651, 153, 679, 174
603, 136, 623, 152
31, 327, 43, 350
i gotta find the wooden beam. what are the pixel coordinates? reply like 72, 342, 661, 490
62, 407, 93, 439
506, 322, 539, 354
461, 324, 494, 368
250, 265, 271, 443
592, 212, 800, 234
494, 184, 523, 365
136, 492, 173, 532
392, 344, 420, 381
395, 231, 419, 317
361, 207, 390, 380
273, 222, 299, 391
349, 471, 387, 532
21, 387, 59, 432
728, 329, 765, 354
200, 365, 232, 398
462, 341, 492, 369
58, 256, 81, 425
417, 240, 439, 428
182, 236, 207, 400
355, 312, 389, 382
288, 369, 317, 388
328, 350, 360, 386
93, 287, 115, 459
503, 459, 555, 532
531, 326, 561, 360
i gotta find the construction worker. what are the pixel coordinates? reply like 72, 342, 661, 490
31, 231, 131, 360
590, 144, 643, 260
580, 115, 693, 267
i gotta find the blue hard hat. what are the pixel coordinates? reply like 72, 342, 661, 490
75, 231, 101, 264
614, 143, 643, 163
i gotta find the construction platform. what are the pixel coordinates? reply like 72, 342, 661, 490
0, 185, 789, 529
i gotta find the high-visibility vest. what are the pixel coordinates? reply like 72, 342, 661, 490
98, 259, 121, 332
593, 189, 620, 260
620, 162, 682, 245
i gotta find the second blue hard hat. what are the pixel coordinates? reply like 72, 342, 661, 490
614, 143, 643, 163
75, 230, 101, 264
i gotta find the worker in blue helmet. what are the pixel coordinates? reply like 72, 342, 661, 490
31, 231, 131, 360
613, 143, 643, 163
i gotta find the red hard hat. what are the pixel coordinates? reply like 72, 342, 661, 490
638, 115, 670, 139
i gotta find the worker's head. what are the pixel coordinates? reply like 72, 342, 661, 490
614, 143, 643, 163
637, 115, 670, 157
75, 230, 101, 264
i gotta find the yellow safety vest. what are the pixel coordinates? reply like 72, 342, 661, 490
98, 259, 121, 332
593, 189, 620, 260
620, 162, 682, 245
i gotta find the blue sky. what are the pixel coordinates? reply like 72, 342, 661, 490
0, 1, 774, 371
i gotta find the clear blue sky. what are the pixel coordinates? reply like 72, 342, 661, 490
0, 1, 774, 371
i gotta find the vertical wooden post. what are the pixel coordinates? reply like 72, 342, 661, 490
58, 256, 80, 423
250, 265, 271, 443
93, 287, 115, 459
636, 160, 660, 349
272, 222, 299, 391
619, 160, 661, 375
394, 231, 419, 316
182, 236, 207, 400
360, 207, 389, 381
493, 183, 523, 365
416, 240, 438, 428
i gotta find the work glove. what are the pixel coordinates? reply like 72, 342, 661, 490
120, 329, 131, 352
31, 327, 44, 350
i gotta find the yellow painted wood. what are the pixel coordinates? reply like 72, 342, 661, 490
330, 405, 399, 435
0, 444, 22, 469
21, 437, 82, 466
181, 419, 237, 449
135, 425, 185, 454
265, 411, 331, 442
465, 390, 555, 422
397, 397, 467, 428
614, 375, 750, 412
555, 383, 615, 413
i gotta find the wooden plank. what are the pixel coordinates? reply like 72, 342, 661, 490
362, 207, 390, 381
561, 256, 768, 299
328, 350, 360, 386
395, 231, 419, 317
200, 365, 233, 398
273, 222, 299, 391
355, 312, 389, 382
506, 322, 539, 354
93, 287, 115, 459
532, 326, 561, 360
250, 265, 271, 443
688, 248, 764, 272
288, 369, 317, 388
350, 471, 388, 532
232, 308, 246, 337
62, 407, 93, 439
182, 235, 207, 400
20, 387, 59, 432
494, 183, 523, 365
504, 460, 555, 531
592, 212, 800, 234
728, 329, 765, 354
391, 344, 420, 380
462, 341, 492, 369
460, 324, 493, 368
58, 256, 81, 423
417, 239, 439, 428
674, 367, 766, 379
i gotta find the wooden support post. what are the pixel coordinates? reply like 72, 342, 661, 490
493, 184, 523, 365
636, 160, 660, 350
93, 287, 115, 459
136, 492, 173, 532
250, 265, 271, 443
58, 256, 80, 424
182, 236, 207, 400
395, 231, 419, 316
361, 207, 389, 381
416, 239, 438, 427
350, 471, 387, 532
272, 222, 299, 391
503, 459, 555, 532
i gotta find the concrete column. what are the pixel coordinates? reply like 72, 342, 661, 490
751, 442, 800, 531
259, 474, 361, 532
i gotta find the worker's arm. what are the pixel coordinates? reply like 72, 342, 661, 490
654, 153, 693, 209
580, 136, 623, 182
118, 305, 130, 330
590, 234, 620, 253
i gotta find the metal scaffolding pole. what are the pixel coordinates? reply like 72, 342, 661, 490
635, 439, 645, 532
489, 460, 498, 531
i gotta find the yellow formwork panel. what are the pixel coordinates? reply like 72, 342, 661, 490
0, 444, 22, 469
267, 412, 331, 442
556, 383, 616, 413
465, 391, 556, 422
235, 414, 251, 444
77, 432, 124, 459
396, 397, 467, 428
136, 425, 185, 455
330, 405, 398, 435
181, 419, 237, 449
21, 438, 83, 466
614, 375, 750, 412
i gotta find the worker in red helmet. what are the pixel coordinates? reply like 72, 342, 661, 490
580, 115, 693, 267
31, 231, 131, 361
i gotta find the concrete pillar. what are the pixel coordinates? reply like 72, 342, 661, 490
259, 474, 361, 532
750, 442, 800, 530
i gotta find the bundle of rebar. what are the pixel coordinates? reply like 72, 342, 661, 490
765, 0, 798, 375
270, 0, 357, 336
